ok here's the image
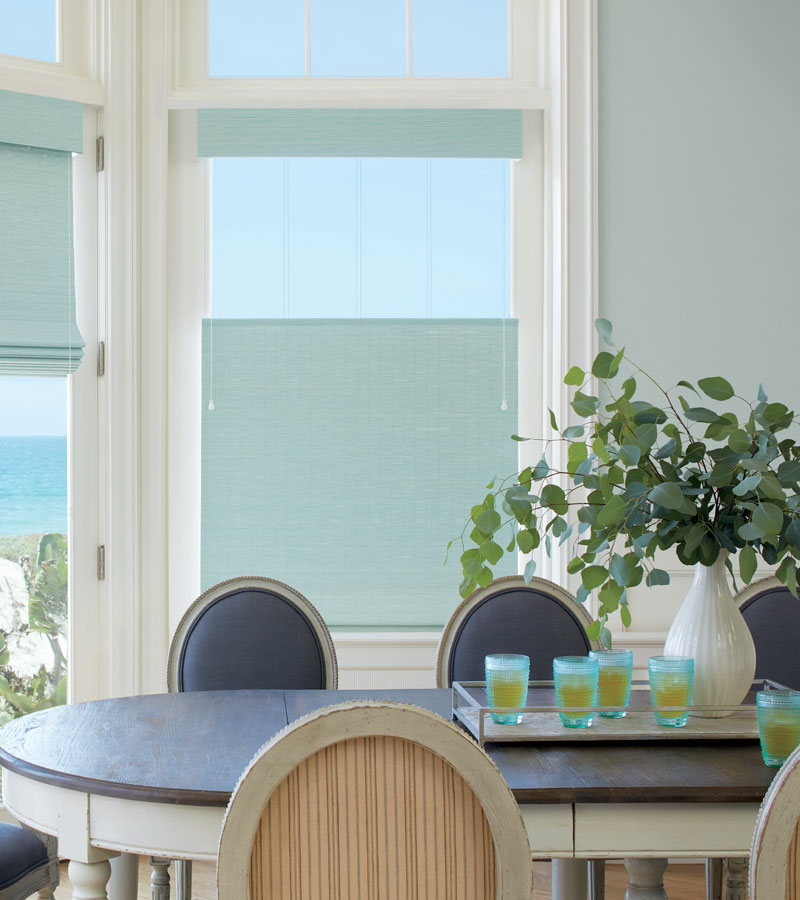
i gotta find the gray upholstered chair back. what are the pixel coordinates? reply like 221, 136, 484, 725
738, 576, 800, 689
435, 575, 596, 688
167, 577, 338, 692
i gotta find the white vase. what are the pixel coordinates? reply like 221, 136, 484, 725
662, 552, 756, 718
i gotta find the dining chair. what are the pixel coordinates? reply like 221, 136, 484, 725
704, 576, 800, 900
165, 575, 338, 900
0, 824, 58, 900
436, 575, 603, 899
217, 699, 533, 899
749, 743, 800, 898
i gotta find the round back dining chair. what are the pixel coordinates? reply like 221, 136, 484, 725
749, 743, 800, 899
0, 825, 58, 900
217, 700, 533, 900
737, 576, 800, 689
435, 575, 597, 688
167, 576, 338, 692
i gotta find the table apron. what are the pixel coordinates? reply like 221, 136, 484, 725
573, 802, 760, 859
4, 770, 761, 864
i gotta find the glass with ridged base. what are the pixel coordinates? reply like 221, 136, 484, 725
485, 654, 529, 724
757, 690, 800, 767
553, 656, 598, 728
590, 649, 633, 718
649, 656, 694, 727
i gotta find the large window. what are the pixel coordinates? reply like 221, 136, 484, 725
0, 378, 67, 723
0, 0, 57, 62
208, 0, 508, 78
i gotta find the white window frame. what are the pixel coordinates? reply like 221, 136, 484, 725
171, 0, 548, 109
96, 0, 599, 691
0, 0, 101, 104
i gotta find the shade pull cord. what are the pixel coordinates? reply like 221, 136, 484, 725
500, 159, 508, 412
207, 317, 215, 411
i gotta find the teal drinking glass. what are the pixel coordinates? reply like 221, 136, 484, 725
590, 648, 633, 718
485, 654, 530, 724
757, 690, 800, 767
649, 656, 694, 727
553, 656, 598, 728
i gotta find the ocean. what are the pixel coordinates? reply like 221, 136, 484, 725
0, 437, 67, 536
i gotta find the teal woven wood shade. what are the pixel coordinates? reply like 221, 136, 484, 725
201, 319, 518, 627
0, 90, 84, 376
197, 109, 523, 158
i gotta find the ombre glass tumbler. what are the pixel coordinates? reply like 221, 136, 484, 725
590, 648, 633, 718
553, 656, 598, 728
649, 656, 694, 727
757, 690, 800, 767
485, 654, 530, 725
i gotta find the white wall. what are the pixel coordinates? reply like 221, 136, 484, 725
596, 0, 800, 642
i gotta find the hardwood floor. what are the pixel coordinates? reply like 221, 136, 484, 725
54, 857, 709, 898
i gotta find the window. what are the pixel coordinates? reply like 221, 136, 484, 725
0, 0, 58, 63
0, 378, 68, 723
208, 0, 508, 78
198, 109, 521, 627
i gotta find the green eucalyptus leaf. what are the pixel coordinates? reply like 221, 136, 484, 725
592, 351, 617, 379
786, 518, 800, 550
524, 559, 537, 583
562, 425, 585, 439
572, 392, 599, 418
476, 566, 493, 588
586, 620, 602, 640
753, 503, 784, 537
646, 568, 670, 587
599, 628, 613, 649
516, 529, 539, 554
777, 557, 798, 598
654, 438, 677, 460
758, 474, 786, 501
540, 484, 568, 515
581, 565, 608, 590
622, 377, 637, 399
596, 495, 628, 527
698, 376, 735, 401
475, 509, 501, 535
728, 429, 752, 453
549, 408, 558, 431
677, 380, 699, 395
459, 576, 476, 597
685, 407, 721, 424
733, 474, 762, 497
599, 580, 623, 611
620, 604, 632, 627
533, 458, 550, 480
738, 521, 763, 541
481, 540, 503, 565
778, 460, 800, 485
648, 482, 684, 511
595, 318, 613, 345
564, 366, 585, 386
567, 556, 585, 574
617, 444, 642, 467
739, 545, 757, 584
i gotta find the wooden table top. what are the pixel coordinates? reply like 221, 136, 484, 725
0, 689, 776, 807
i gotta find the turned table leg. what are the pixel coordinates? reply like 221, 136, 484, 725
150, 858, 171, 900
706, 858, 723, 900
624, 858, 668, 899
68, 860, 112, 900
724, 857, 747, 900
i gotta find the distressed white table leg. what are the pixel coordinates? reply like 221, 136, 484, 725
150, 858, 171, 900
68, 859, 112, 900
175, 859, 192, 900
551, 859, 588, 900
706, 858, 723, 900
107, 852, 138, 900
624, 858, 668, 899
724, 857, 747, 900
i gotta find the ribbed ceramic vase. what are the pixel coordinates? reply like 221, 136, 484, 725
662, 552, 756, 718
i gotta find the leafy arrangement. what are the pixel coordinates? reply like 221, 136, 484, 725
455, 319, 800, 646
0, 533, 67, 722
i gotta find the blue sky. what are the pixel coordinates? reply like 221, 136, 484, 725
0, 0, 510, 435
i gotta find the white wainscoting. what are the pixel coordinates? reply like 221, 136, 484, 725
332, 630, 671, 689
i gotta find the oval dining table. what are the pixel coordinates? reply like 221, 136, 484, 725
0, 688, 775, 900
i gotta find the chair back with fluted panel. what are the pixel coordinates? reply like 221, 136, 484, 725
217, 701, 532, 900
436, 575, 597, 688
738, 577, 800, 690
750, 744, 800, 898
167, 576, 337, 692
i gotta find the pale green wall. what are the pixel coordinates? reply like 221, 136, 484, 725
598, 0, 800, 403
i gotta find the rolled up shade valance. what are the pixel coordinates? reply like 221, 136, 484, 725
201, 318, 518, 628
197, 108, 523, 158
0, 90, 84, 376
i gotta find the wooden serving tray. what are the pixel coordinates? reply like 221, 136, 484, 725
452, 680, 773, 746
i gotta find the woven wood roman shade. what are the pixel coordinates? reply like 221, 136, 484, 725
0, 89, 84, 376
